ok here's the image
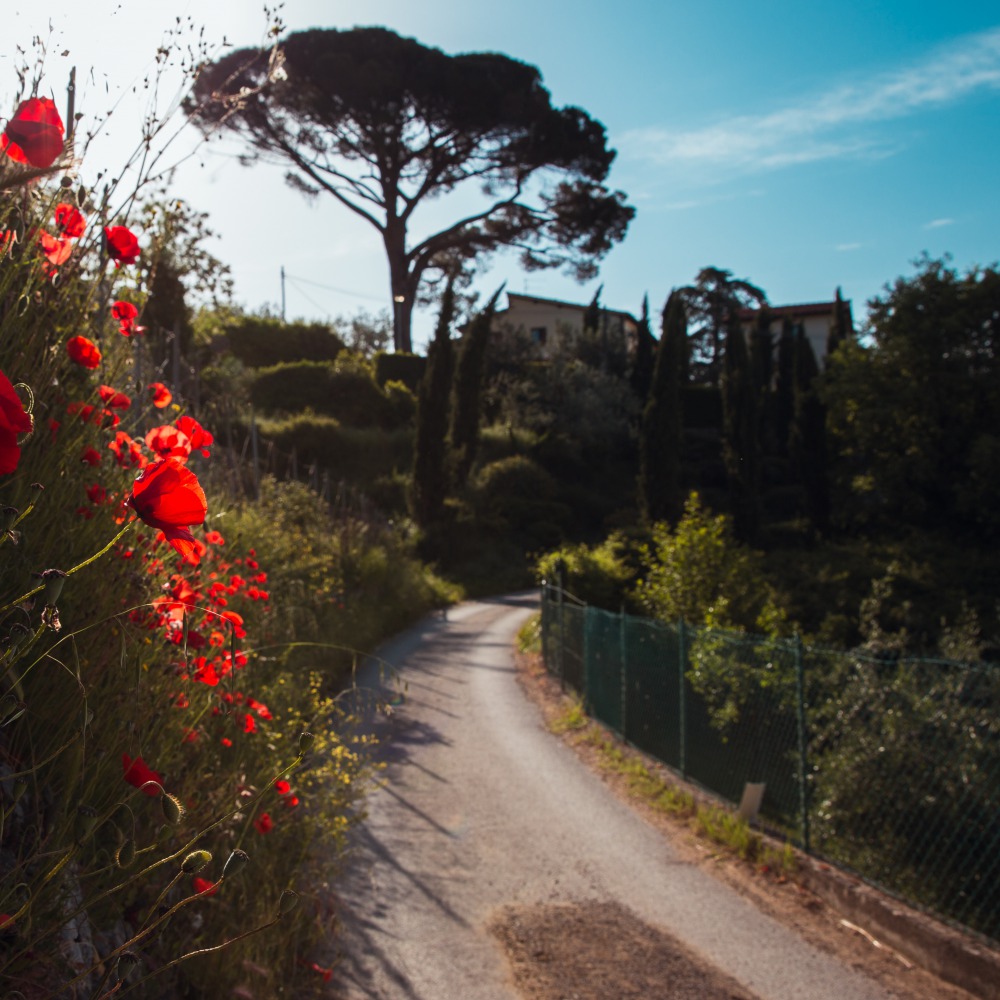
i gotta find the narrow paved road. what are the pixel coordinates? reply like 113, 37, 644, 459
332, 594, 896, 1000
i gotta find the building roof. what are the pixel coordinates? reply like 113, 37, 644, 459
737, 299, 850, 321
501, 291, 637, 323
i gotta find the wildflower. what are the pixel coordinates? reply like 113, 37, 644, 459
193, 876, 218, 896
0, 371, 32, 474
104, 225, 140, 267
109, 431, 146, 469
67, 336, 101, 369
205, 529, 225, 545
148, 382, 172, 408
125, 456, 208, 561
111, 300, 140, 336
145, 424, 192, 461
2, 97, 65, 168
38, 231, 73, 269
274, 779, 291, 795
99, 385, 131, 409
81, 446, 102, 466
122, 753, 162, 796
175, 415, 213, 457
243, 713, 256, 734
54, 203, 86, 238
253, 812, 273, 834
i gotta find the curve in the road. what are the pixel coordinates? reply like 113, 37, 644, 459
332, 594, 896, 1000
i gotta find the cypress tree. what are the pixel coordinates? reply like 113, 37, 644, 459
773, 318, 796, 457
410, 279, 456, 525
826, 286, 851, 360
721, 312, 759, 541
448, 286, 503, 490
749, 308, 774, 455
630, 293, 656, 404
790, 327, 830, 533
638, 291, 685, 523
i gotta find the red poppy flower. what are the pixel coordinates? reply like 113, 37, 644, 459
67, 336, 101, 369
105, 225, 140, 267
54, 203, 86, 238
248, 697, 272, 720
98, 385, 132, 410
221, 737, 232, 748
193, 876, 218, 896
253, 812, 273, 835
242, 713, 256, 734
122, 753, 162, 796
126, 456, 207, 561
311, 964, 333, 983
81, 446, 102, 467
284, 795, 300, 809
110, 300, 141, 336
145, 424, 192, 461
2, 97, 65, 168
86, 483, 106, 504
274, 779, 291, 796
38, 231, 73, 269
174, 415, 213, 458
0, 371, 32, 475
204, 529, 225, 545
148, 382, 172, 408
109, 431, 145, 469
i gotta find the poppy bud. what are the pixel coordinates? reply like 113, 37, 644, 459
297, 731, 315, 755
3, 622, 31, 655
74, 804, 100, 844
115, 950, 140, 980
181, 849, 212, 874
277, 889, 300, 916
0, 507, 17, 532
222, 848, 250, 879
38, 568, 68, 607
161, 792, 184, 825
116, 838, 136, 868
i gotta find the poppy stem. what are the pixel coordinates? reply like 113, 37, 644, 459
0, 520, 136, 618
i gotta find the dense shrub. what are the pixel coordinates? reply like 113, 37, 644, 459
373, 350, 426, 391
223, 315, 344, 367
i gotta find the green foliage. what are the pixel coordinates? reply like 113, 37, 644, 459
536, 533, 638, 612
250, 356, 403, 427
821, 255, 1000, 535
256, 414, 412, 486
373, 351, 426, 391
449, 292, 499, 489
639, 292, 685, 524
472, 455, 566, 549
632, 493, 784, 632
223, 478, 458, 675
223, 315, 344, 368
410, 283, 456, 526
721, 312, 759, 540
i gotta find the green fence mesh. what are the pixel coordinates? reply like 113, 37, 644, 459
539, 584, 1000, 946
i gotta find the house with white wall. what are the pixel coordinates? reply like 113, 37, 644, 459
493, 291, 638, 359
737, 295, 854, 367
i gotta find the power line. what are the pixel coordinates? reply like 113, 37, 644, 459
284, 273, 387, 305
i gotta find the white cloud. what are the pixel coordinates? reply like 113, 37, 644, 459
924, 217, 955, 229
836, 242, 862, 252
623, 27, 1000, 173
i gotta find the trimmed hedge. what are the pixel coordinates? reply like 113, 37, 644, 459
374, 350, 426, 391
223, 316, 344, 367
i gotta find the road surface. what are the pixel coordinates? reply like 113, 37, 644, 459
331, 593, 898, 1000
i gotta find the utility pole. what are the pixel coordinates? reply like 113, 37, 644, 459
280, 265, 286, 321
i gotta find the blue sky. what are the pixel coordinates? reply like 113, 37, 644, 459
6, 1, 1000, 348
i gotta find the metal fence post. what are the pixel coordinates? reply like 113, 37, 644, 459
678, 618, 687, 780
619, 605, 628, 742
556, 573, 565, 692
795, 633, 810, 853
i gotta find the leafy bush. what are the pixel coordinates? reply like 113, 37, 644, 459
373, 350, 425, 391
223, 315, 344, 367
250, 357, 400, 426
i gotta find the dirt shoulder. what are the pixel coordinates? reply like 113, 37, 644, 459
497, 649, 993, 1000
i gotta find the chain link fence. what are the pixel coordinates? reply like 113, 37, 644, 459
539, 583, 1000, 946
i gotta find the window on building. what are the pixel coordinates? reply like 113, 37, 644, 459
530, 326, 548, 345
